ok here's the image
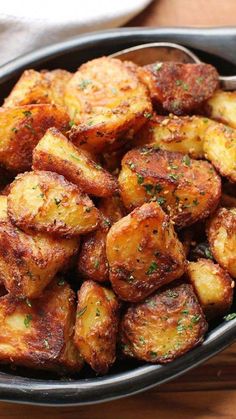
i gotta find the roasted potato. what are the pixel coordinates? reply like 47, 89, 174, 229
207, 207, 236, 278
3, 69, 72, 108
138, 62, 219, 115
205, 90, 236, 129
203, 122, 236, 183
106, 202, 186, 302
0, 195, 8, 221
74, 280, 119, 374
187, 259, 234, 320
0, 218, 78, 298
0, 104, 69, 172
65, 57, 152, 152
78, 196, 125, 282
120, 282, 207, 363
119, 148, 221, 229
0, 280, 83, 373
8, 171, 100, 238
133, 114, 211, 158
33, 127, 118, 197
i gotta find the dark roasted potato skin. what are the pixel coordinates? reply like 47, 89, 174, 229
119, 148, 221, 229
203, 122, 236, 183
78, 196, 125, 282
0, 217, 78, 298
120, 282, 207, 363
106, 202, 186, 302
0, 280, 83, 373
138, 62, 219, 115
65, 57, 152, 153
134, 114, 210, 159
207, 207, 236, 278
3, 69, 72, 108
8, 170, 100, 238
74, 280, 119, 374
187, 259, 234, 320
33, 127, 118, 197
0, 105, 70, 172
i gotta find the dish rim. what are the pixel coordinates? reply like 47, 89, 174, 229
0, 26, 235, 406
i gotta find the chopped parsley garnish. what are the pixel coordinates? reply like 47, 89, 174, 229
11, 127, 18, 133
96, 308, 100, 317
156, 197, 166, 206
166, 290, 178, 298
137, 173, 144, 185
153, 63, 163, 72
149, 351, 157, 357
182, 155, 191, 167
94, 259, 100, 269
24, 314, 32, 328
169, 173, 179, 181
144, 112, 153, 119
143, 184, 153, 194
191, 314, 201, 324
54, 198, 61, 206
78, 79, 91, 90
129, 162, 135, 170
57, 278, 65, 286
224, 313, 236, 321
69, 120, 75, 127
192, 199, 199, 206
205, 247, 213, 260
22, 110, 32, 117
77, 306, 87, 318
146, 261, 158, 275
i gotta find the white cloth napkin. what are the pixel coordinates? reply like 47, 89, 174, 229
0, 0, 152, 66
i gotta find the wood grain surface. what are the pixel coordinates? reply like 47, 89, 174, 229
0, 1, 236, 418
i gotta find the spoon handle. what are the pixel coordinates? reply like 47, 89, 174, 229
220, 76, 236, 91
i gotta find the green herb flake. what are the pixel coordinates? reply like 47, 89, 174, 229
137, 173, 144, 185
197, 76, 204, 84
24, 314, 32, 328
69, 120, 75, 127
177, 324, 186, 333
57, 278, 65, 286
77, 306, 87, 318
153, 63, 163, 72
22, 110, 32, 117
44, 339, 50, 349
181, 309, 189, 315
94, 163, 102, 170
205, 247, 213, 260
169, 173, 179, 181
96, 308, 100, 317
149, 351, 157, 358
87, 120, 94, 126
70, 153, 81, 162
144, 112, 153, 119
104, 218, 111, 227
156, 197, 166, 206
143, 184, 153, 195
191, 314, 201, 324
182, 155, 191, 167
84, 207, 91, 213
166, 290, 178, 298
78, 79, 91, 90
224, 313, 236, 321
129, 162, 135, 170
146, 261, 158, 275
11, 127, 18, 133
192, 199, 199, 206
139, 336, 146, 344
94, 259, 100, 269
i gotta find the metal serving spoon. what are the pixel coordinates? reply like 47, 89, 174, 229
111, 42, 236, 90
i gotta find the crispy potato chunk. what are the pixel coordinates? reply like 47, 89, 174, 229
187, 259, 234, 320
0, 218, 78, 298
65, 57, 152, 152
119, 148, 221, 229
205, 90, 236, 128
3, 69, 72, 108
8, 171, 100, 238
120, 283, 207, 363
134, 114, 211, 158
74, 280, 119, 374
0, 280, 83, 373
33, 128, 117, 197
207, 208, 236, 278
0, 104, 69, 172
138, 62, 219, 115
78, 196, 125, 282
0, 196, 8, 221
203, 122, 236, 182
106, 202, 186, 302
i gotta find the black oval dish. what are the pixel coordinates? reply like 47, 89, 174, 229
0, 27, 236, 406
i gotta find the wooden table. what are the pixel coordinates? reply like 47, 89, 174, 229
1, 1, 236, 418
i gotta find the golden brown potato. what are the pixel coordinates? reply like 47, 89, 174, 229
187, 259, 234, 320
0, 195, 8, 221
120, 282, 207, 363
205, 90, 236, 128
65, 57, 152, 152
3, 69, 72, 108
0, 218, 78, 298
203, 122, 236, 182
0, 280, 83, 373
138, 62, 219, 115
74, 280, 119, 374
119, 148, 221, 229
0, 104, 70, 172
207, 207, 236, 278
78, 196, 125, 282
33, 127, 118, 197
8, 171, 100, 238
106, 202, 186, 302
134, 114, 211, 158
